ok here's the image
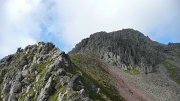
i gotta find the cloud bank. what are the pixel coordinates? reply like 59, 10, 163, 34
0, 0, 180, 58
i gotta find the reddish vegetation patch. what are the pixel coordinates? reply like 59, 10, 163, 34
108, 67, 151, 101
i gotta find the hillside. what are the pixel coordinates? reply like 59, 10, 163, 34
70, 29, 180, 101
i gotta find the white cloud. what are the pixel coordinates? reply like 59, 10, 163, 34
0, 0, 51, 58
54, 0, 180, 47
0, 0, 179, 58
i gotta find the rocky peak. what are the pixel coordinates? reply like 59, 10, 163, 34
70, 29, 165, 73
0, 42, 93, 101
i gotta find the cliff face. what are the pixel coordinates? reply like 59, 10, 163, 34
70, 29, 166, 73
0, 42, 122, 101
70, 29, 180, 101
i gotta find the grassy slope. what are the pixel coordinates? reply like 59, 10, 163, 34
162, 61, 180, 84
69, 54, 124, 101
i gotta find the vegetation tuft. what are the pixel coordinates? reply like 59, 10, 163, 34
35, 63, 48, 76
125, 69, 140, 75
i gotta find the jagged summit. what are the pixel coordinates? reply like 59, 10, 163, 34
70, 29, 165, 73
0, 42, 122, 101
0, 42, 75, 101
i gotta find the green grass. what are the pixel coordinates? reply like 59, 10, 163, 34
125, 69, 140, 75
27, 73, 36, 83
27, 87, 35, 95
20, 87, 36, 101
34, 79, 46, 92
20, 96, 25, 101
69, 54, 123, 101
35, 63, 48, 76
162, 61, 180, 84
49, 86, 59, 101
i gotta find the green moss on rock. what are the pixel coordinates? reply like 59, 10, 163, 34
125, 69, 140, 75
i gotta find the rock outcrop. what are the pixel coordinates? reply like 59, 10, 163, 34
0, 42, 95, 101
70, 29, 166, 73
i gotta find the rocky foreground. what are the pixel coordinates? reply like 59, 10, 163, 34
0, 42, 122, 101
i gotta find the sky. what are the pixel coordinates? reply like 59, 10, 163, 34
0, 0, 180, 58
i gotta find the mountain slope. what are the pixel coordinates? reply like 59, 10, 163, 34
0, 42, 123, 101
69, 54, 151, 101
70, 29, 180, 101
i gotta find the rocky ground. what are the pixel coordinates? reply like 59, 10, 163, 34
113, 65, 180, 101
107, 66, 151, 101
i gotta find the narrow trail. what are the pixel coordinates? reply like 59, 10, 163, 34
106, 65, 151, 101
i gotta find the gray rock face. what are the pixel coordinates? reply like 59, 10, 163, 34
19, 56, 28, 67
60, 76, 70, 86
44, 72, 51, 81
39, 42, 55, 54
57, 68, 66, 76
38, 76, 53, 101
2, 83, 11, 93
15, 73, 23, 81
68, 74, 81, 91
16, 47, 23, 53
0, 42, 93, 101
70, 29, 166, 73
11, 81, 22, 93
0, 55, 13, 67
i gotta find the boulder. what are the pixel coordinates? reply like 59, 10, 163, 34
0, 55, 13, 64
15, 73, 23, 81
11, 81, 22, 93
57, 68, 66, 76
60, 76, 70, 86
68, 74, 81, 90
40, 42, 55, 54
16, 47, 23, 53
29, 64, 36, 73
38, 76, 53, 101
19, 56, 28, 67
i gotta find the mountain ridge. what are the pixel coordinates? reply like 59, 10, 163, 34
0, 42, 123, 101
0, 28, 180, 101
